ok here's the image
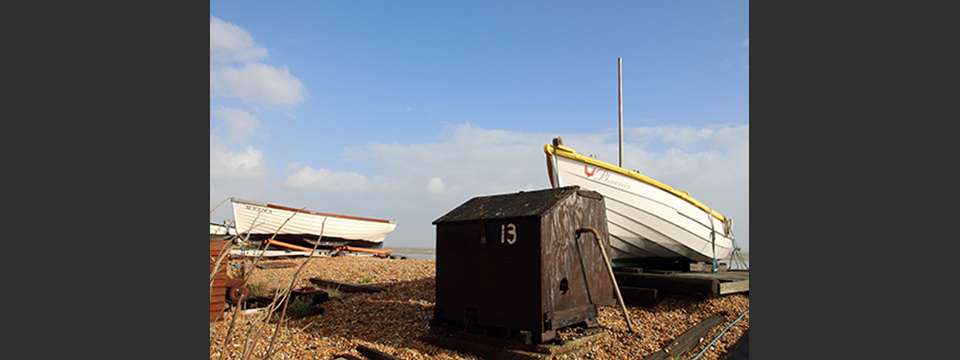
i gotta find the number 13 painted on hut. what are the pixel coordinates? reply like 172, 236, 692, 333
501, 223, 516, 245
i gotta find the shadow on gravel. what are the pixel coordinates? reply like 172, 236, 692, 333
295, 276, 473, 358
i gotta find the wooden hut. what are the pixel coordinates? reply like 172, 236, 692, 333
210, 238, 231, 322
430, 186, 615, 343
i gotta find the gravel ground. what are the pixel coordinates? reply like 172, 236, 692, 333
210, 256, 748, 360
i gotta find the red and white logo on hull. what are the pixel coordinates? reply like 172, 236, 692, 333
584, 166, 597, 177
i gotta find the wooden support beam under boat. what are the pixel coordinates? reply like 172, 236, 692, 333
337, 246, 393, 255
614, 271, 719, 295
618, 286, 659, 302
265, 238, 313, 252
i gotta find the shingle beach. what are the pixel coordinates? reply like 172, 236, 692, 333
210, 256, 748, 360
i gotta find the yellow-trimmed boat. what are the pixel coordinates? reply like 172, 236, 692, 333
545, 137, 734, 265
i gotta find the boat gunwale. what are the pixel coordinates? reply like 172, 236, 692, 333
231, 198, 396, 225
544, 143, 726, 222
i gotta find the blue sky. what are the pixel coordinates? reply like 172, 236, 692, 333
210, 1, 749, 252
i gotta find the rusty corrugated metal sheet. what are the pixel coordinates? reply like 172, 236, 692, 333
431, 186, 614, 343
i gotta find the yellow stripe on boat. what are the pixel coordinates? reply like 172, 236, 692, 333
544, 143, 726, 222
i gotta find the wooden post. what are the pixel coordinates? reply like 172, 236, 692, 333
618, 57, 623, 168
579, 227, 637, 334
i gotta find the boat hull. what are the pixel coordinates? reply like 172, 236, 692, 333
545, 143, 733, 264
210, 222, 237, 236
230, 198, 397, 249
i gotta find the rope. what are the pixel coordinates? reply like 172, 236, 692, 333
210, 197, 230, 214
709, 214, 718, 274
691, 309, 749, 360
724, 220, 749, 270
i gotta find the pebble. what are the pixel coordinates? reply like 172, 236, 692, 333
211, 256, 748, 359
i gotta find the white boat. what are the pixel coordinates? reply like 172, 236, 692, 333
230, 197, 397, 249
210, 222, 237, 236
544, 138, 734, 265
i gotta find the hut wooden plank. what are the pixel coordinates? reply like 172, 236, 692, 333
210, 311, 225, 322
718, 280, 749, 294
210, 302, 225, 312
211, 287, 226, 297
210, 240, 232, 322
210, 240, 231, 250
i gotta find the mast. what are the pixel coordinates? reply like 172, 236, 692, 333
618, 57, 623, 168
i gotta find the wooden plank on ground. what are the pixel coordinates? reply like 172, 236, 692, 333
309, 278, 386, 293
357, 345, 404, 360
421, 328, 610, 360
642, 312, 726, 360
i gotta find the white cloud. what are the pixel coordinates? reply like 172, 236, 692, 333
426, 177, 450, 194
210, 16, 268, 63
212, 107, 261, 142
361, 122, 748, 250
345, 122, 550, 199
208, 16, 311, 224
709, 124, 750, 153
627, 124, 748, 153
661, 127, 715, 149
209, 134, 271, 183
212, 122, 748, 251
282, 163, 372, 192
210, 63, 307, 106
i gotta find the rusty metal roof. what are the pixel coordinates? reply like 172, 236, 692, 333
432, 186, 589, 224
